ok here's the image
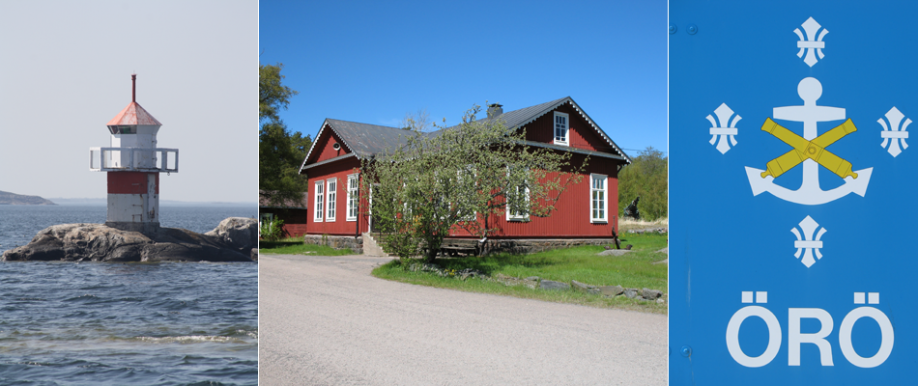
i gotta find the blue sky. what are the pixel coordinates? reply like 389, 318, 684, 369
259, 0, 668, 157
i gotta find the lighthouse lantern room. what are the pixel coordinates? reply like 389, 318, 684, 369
90, 75, 179, 233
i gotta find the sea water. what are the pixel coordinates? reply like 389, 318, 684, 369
0, 205, 258, 386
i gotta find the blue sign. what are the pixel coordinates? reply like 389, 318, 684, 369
670, 2, 918, 384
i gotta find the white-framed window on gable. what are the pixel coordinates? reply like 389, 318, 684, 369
314, 180, 325, 222
591, 173, 608, 223
553, 111, 569, 146
346, 173, 359, 222
326, 178, 337, 222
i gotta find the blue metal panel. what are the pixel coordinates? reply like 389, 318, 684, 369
671, 1, 918, 384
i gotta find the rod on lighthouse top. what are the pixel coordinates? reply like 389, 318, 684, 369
132, 74, 136, 103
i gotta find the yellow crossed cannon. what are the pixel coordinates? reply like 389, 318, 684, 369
760, 118, 859, 179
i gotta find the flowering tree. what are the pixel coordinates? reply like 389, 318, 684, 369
362, 105, 585, 263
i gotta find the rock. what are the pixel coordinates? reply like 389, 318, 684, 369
458, 268, 483, 280
642, 288, 663, 300
624, 289, 639, 299
205, 217, 257, 256
521, 277, 539, 289
493, 273, 522, 287
571, 280, 599, 294
656, 298, 665, 304
598, 249, 631, 256
540, 280, 570, 291
600, 285, 624, 297
251, 248, 259, 262
2, 220, 255, 262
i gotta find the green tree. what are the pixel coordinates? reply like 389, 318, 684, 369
617, 146, 667, 220
260, 63, 297, 122
259, 63, 310, 206
362, 105, 585, 263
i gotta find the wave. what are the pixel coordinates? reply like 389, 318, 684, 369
137, 335, 247, 344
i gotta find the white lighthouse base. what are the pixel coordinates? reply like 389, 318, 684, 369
104, 172, 161, 234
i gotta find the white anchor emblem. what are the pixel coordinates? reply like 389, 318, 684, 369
791, 215, 826, 268
795, 17, 828, 67
879, 107, 910, 157
707, 103, 741, 154
745, 77, 873, 205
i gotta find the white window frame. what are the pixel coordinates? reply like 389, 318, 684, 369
326, 177, 337, 222
457, 167, 476, 222
314, 180, 325, 222
590, 173, 608, 223
346, 173, 359, 222
553, 111, 569, 146
506, 170, 530, 221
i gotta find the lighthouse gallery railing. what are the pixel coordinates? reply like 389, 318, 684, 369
89, 147, 179, 172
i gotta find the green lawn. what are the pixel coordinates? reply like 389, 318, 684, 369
372, 232, 668, 313
259, 238, 355, 256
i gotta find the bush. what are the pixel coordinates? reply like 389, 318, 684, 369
259, 217, 285, 241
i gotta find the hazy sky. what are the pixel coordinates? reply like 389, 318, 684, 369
259, 0, 667, 158
0, 0, 256, 203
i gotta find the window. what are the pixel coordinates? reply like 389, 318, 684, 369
554, 111, 569, 145
314, 181, 324, 222
326, 178, 337, 221
506, 185, 529, 221
457, 167, 476, 222
506, 169, 529, 221
346, 174, 359, 221
591, 174, 607, 223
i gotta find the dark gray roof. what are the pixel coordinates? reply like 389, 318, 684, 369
300, 97, 631, 173
486, 97, 570, 129
323, 119, 414, 159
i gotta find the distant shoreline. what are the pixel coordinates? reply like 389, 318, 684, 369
45, 198, 254, 207
0, 191, 56, 205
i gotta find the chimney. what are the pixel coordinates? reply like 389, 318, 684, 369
487, 103, 503, 118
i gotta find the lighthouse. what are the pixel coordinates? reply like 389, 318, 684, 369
90, 75, 179, 234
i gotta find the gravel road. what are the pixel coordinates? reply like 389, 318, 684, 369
259, 253, 667, 386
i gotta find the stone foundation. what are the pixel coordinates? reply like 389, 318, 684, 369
304, 234, 364, 254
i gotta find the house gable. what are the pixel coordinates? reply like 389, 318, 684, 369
311, 128, 353, 164
521, 102, 620, 155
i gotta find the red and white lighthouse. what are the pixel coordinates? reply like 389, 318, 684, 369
90, 75, 179, 233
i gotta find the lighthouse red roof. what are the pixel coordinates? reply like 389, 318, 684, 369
107, 102, 162, 126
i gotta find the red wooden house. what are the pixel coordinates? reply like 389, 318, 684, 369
298, 97, 631, 254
